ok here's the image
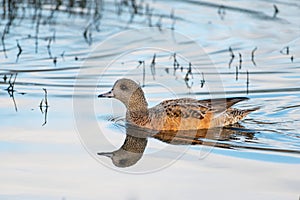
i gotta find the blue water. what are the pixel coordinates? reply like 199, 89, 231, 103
0, 0, 300, 199
1, 0, 300, 163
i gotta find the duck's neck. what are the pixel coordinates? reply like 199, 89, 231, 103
127, 89, 148, 113
125, 88, 150, 127
121, 134, 148, 153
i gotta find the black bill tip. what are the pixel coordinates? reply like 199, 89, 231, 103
98, 90, 114, 98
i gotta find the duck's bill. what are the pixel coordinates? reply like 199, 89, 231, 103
98, 90, 114, 98
97, 152, 113, 158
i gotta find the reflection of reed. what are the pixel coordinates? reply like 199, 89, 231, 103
280, 46, 295, 63
238, 52, 242, 70
1, 23, 8, 58
280, 46, 289, 55
39, 88, 49, 126
228, 46, 235, 68
150, 53, 156, 80
251, 47, 257, 66
16, 39, 22, 62
1, 0, 177, 63
235, 66, 238, 81
1, 0, 105, 53
273, 4, 279, 18
200, 72, 205, 88
246, 70, 249, 95
137, 60, 145, 87
170, 9, 176, 30
218, 5, 226, 20
5, 73, 18, 112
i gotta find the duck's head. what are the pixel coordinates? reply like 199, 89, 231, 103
98, 78, 147, 110
98, 149, 144, 168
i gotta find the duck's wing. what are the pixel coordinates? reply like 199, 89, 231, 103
149, 97, 250, 121
198, 97, 249, 108
150, 99, 211, 120
198, 97, 249, 112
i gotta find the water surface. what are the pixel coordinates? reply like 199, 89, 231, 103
0, 0, 299, 199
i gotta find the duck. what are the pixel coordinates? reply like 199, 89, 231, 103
98, 78, 258, 131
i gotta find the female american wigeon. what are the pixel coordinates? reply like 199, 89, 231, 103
98, 78, 258, 131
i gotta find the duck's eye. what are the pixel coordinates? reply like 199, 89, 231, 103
119, 159, 127, 165
120, 84, 128, 91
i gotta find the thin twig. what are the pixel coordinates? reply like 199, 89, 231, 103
61, 51, 65, 61
235, 66, 238, 81
218, 5, 226, 20
40, 88, 49, 126
16, 39, 23, 62
170, 9, 176, 30
150, 54, 156, 80
53, 57, 57, 66
184, 62, 193, 89
6, 73, 18, 112
156, 15, 163, 31
42, 102, 48, 126
83, 23, 92, 45
146, 4, 152, 27
137, 60, 145, 87
246, 70, 249, 95
251, 47, 257, 66
172, 53, 180, 75
200, 72, 205, 88
239, 53, 242, 69
273, 4, 279, 18
3, 74, 7, 82
1, 24, 8, 58
228, 47, 235, 68
47, 38, 53, 58
43, 88, 48, 107
280, 46, 289, 55
35, 11, 41, 53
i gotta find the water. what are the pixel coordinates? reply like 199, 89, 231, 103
0, 0, 300, 199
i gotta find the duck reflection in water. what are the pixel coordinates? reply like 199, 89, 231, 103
98, 124, 254, 168
98, 124, 148, 168
98, 79, 258, 168
98, 123, 255, 168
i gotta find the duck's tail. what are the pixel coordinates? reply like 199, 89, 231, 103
228, 107, 260, 125
242, 107, 260, 115
212, 107, 260, 127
